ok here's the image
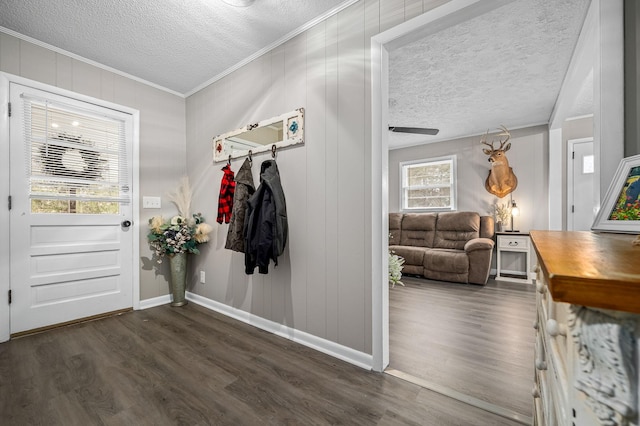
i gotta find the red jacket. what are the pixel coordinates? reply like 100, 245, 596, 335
217, 164, 235, 224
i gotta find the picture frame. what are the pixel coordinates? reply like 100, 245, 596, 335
592, 154, 640, 233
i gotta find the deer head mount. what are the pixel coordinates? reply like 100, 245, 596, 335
482, 125, 517, 198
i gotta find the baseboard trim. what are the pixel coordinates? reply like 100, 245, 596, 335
186, 291, 373, 371
138, 294, 171, 310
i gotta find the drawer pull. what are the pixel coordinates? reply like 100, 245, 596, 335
536, 282, 546, 294
547, 319, 567, 337
535, 359, 547, 371
508, 241, 519, 246
532, 385, 540, 398
533, 320, 539, 330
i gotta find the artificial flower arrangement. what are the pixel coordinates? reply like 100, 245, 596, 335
148, 213, 212, 262
147, 177, 213, 263
493, 201, 511, 225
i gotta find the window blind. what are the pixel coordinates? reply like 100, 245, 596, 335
22, 95, 130, 204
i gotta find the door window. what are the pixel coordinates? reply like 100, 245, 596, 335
23, 97, 130, 214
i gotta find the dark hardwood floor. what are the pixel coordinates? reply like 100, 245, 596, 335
0, 302, 523, 425
389, 275, 536, 419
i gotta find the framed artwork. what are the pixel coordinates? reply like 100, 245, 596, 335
592, 154, 640, 233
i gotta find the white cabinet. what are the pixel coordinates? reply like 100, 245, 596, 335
531, 231, 640, 426
533, 263, 571, 425
496, 232, 532, 283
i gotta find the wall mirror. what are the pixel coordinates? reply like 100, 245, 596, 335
213, 108, 304, 162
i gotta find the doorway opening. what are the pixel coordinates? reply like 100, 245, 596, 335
370, 0, 623, 422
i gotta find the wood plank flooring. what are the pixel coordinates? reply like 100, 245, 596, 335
1, 302, 523, 425
389, 275, 536, 419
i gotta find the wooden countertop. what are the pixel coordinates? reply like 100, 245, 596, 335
530, 230, 640, 314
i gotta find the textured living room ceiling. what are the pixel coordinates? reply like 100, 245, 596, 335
0, 0, 353, 95
388, 0, 592, 149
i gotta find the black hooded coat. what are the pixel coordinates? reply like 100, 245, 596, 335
244, 160, 288, 274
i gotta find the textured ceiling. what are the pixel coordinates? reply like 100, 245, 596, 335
0, 0, 352, 95
388, 0, 592, 149
1, 0, 593, 147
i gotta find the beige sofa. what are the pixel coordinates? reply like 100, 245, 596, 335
389, 211, 495, 285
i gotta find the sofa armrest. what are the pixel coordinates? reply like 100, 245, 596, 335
464, 237, 495, 253
465, 238, 495, 285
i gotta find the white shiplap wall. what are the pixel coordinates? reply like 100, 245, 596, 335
0, 0, 453, 356
186, 0, 450, 356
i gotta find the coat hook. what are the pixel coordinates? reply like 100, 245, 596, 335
228, 155, 232, 165
271, 144, 277, 158
248, 150, 253, 163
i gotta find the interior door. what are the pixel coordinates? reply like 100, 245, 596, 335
9, 83, 134, 335
568, 138, 595, 231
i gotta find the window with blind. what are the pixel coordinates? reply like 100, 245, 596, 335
23, 96, 130, 214
400, 155, 457, 211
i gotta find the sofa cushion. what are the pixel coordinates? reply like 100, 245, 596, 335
390, 245, 426, 267
433, 212, 480, 250
424, 248, 469, 274
399, 213, 437, 247
400, 264, 424, 276
389, 213, 403, 245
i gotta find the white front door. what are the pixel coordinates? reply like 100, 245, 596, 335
9, 83, 134, 335
568, 138, 595, 231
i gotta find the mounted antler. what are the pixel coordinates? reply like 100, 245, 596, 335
496, 125, 511, 150
481, 125, 511, 154
480, 129, 493, 151
481, 125, 517, 198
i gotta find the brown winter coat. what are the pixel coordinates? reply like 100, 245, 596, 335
225, 158, 255, 252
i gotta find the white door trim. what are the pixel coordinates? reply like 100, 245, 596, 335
0, 72, 140, 343
548, 0, 625, 231
548, 127, 564, 230
369, 0, 511, 373
0, 74, 10, 342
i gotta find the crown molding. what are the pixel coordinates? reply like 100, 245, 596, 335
184, 0, 360, 97
0, 26, 185, 98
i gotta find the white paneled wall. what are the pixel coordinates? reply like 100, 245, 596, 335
0, 32, 187, 301
186, 0, 449, 355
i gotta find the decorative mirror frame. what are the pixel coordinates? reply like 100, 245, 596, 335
213, 108, 304, 162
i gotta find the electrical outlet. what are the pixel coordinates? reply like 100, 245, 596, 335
143, 196, 161, 209
200, 271, 205, 284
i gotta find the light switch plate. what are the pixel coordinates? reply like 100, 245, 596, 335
143, 196, 161, 209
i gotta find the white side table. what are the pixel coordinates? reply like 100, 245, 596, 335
496, 232, 532, 284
